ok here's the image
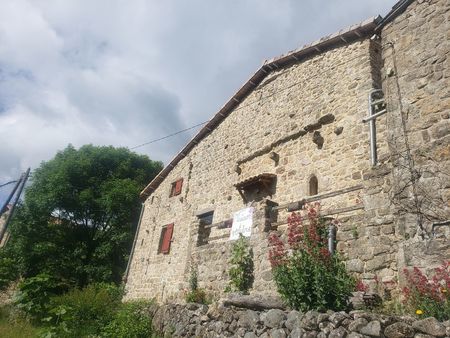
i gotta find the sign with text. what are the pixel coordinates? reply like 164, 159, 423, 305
229, 207, 254, 240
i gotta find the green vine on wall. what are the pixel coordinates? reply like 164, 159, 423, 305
185, 265, 209, 304
226, 235, 254, 294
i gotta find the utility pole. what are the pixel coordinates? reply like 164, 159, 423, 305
0, 178, 21, 217
0, 168, 31, 245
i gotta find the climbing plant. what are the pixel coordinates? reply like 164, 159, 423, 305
185, 265, 209, 304
226, 235, 254, 293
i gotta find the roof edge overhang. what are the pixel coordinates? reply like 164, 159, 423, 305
374, 0, 416, 33
139, 16, 382, 200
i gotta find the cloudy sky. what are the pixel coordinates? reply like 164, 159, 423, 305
0, 0, 396, 204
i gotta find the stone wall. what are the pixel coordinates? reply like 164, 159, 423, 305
125, 37, 378, 301
150, 302, 450, 338
124, 0, 450, 302
380, 0, 450, 277
339, 0, 450, 294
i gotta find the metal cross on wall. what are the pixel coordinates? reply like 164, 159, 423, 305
363, 89, 387, 166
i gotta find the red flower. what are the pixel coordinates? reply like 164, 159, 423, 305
356, 280, 369, 292
268, 232, 287, 268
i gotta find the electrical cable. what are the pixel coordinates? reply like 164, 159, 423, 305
130, 51, 370, 151
0, 180, 18, 189
130, 121, 208, 150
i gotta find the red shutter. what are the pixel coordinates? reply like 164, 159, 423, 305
161, 223, 174, 254
174, 178, 183, 196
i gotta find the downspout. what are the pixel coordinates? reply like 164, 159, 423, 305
328, 223, 336, 255
123, 203, 145, 283
369, 91, 378, 166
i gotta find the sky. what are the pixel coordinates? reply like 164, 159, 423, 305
0, 0, 396, 204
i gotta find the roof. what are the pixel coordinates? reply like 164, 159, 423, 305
234, 173, 277, 191
140, 2, 412, 200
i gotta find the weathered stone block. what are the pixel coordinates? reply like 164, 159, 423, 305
412, 317, 446, 337
347, 259, 365, 273
384, 321, 415, 338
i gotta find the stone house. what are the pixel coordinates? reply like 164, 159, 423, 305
124, 0, 449, 302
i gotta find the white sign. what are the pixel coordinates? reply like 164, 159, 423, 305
229, 207, 254, 240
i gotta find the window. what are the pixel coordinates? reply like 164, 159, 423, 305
309, 175, 318, 196
169, 178, 183, 197
197, 211, 213, 246
157, 223, 174, 254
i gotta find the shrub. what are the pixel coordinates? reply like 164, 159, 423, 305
189, 266, 198, 292
185, 267, 210, 304
13, 273, 68, 321
101, 300, 155, 338
403, 261, 450, 321
0, 253, 19, 291
268, 204, 355, 312
42, 283, 123, 337
226, 235, 254, 293
185, 289, 209, 304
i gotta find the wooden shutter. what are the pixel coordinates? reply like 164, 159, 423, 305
157, 227, 166, 254
160, 223, 174, 254
174, 178, 183, 196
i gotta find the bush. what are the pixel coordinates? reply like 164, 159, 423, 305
184, 267, 210, 304
226, 235, 254, 293
13, 274, 68, 321
42, 283, 123, 337
268, 204, 355, 311
403, 261, 449, 321
0, 252, 19, 291
101, 300, 155, 338
185, 289, 209, 304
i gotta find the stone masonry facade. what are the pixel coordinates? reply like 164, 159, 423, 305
124, 0, 449, 303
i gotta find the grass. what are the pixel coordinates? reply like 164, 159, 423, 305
0, 315, 39, 338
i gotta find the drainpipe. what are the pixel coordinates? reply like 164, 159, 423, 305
368, 89, 381, 166
123, 203, 145, 283
328, 224, 336, 255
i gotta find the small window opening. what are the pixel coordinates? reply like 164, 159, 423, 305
309, 175, 318, 196
157, 223, 174, 254
170, 178, 183, 197
197, 211, 213, 246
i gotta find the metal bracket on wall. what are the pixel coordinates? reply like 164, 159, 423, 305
363, 89, 387, 166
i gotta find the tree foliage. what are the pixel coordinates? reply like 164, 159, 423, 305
3, 144, 162, 288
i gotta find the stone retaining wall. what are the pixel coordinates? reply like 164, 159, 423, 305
151, 303, 450, 338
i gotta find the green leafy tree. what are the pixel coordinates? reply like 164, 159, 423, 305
4, 144, 162, 288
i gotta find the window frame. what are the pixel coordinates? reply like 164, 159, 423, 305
196, 211, 214, 246
157, 223, 174, 254
309, 175, 318, 196
169, 178, 183, 197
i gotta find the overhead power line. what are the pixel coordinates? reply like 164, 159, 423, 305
130, 121, 208, 150
0, 180, 18, 189
130, 51, 369, 151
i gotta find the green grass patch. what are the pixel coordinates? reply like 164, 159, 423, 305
0, 306, 39, 338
